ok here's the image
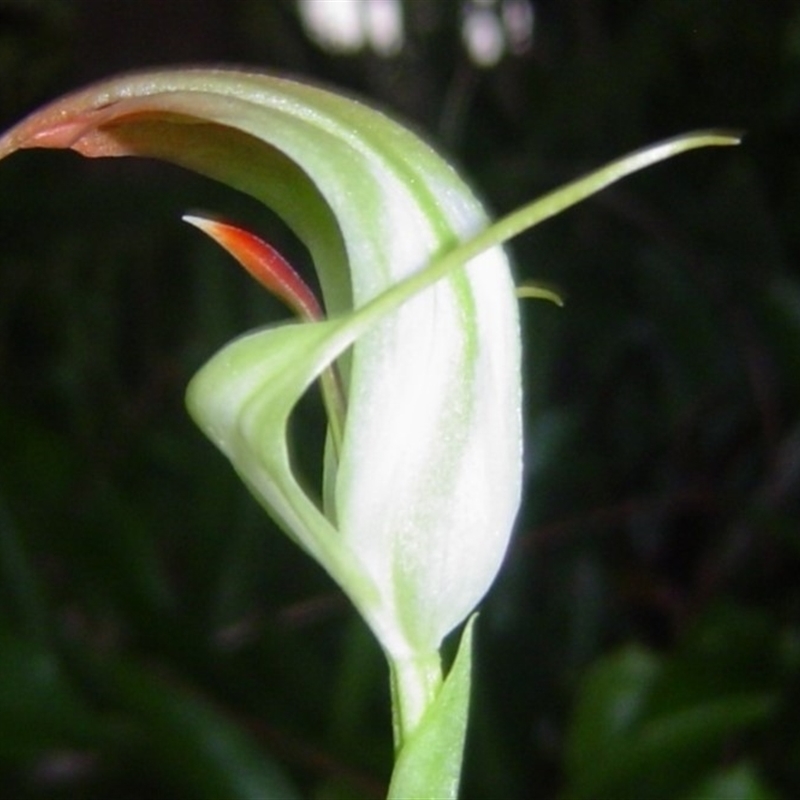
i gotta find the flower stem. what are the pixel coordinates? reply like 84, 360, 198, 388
385, 622, 475, 800
389, 650, 443, 750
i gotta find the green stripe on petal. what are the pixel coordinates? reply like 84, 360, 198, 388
0, 69, 741, 663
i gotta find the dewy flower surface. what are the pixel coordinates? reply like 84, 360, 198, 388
0, 66, 740, 796
0, 68, 523, 661
0, 69, 740, 664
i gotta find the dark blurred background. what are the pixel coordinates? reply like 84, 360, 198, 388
1, 1, 799, 798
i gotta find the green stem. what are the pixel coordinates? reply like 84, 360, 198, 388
389, 650, 444, 751
319, 364, 347, 460
385, 621, 475, 800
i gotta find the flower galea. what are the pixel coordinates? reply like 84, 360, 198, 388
0, 67, 739, 796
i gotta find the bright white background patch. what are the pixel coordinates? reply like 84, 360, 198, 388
297, 0, 533, 64
298, 0, 405, 56
462, 0, 535, 67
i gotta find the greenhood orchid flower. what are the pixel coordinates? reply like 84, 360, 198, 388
0, 67, 739, 797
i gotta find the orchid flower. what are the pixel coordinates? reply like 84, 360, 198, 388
0, 68, 739, 797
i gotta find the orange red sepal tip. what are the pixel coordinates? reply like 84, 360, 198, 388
183, 215, 324, 322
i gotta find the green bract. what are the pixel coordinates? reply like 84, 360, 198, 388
0, 67, 739, 797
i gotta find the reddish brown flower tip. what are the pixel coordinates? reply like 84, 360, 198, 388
184, 215, 324, 322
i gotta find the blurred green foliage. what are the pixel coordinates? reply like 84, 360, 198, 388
1, 0, 799, 797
